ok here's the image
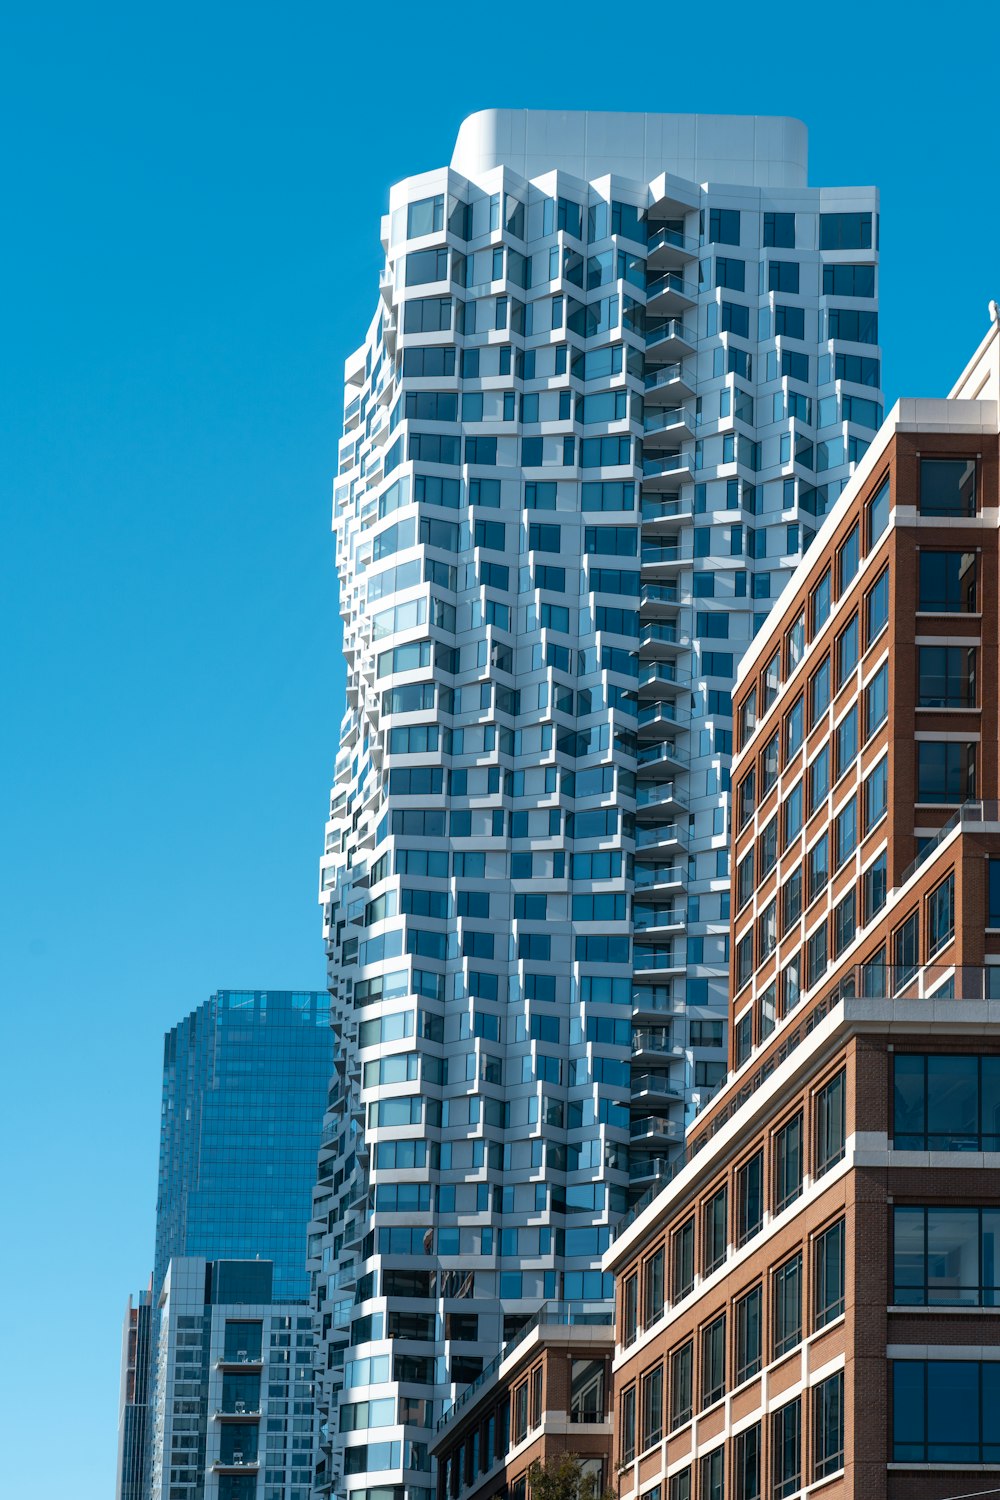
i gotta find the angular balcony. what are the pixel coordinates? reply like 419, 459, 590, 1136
632, 985, 681, 1021
643, 405, 695, 444
641, 492, 694, 528
628, 1155, 677, 1187
644, 362, 695, 403
636, 735, 687, 775
641, 451, 696, 490
631, 1071, 684, 1107
632, 1027, 682, 1063
645, 271, 698, 316
637, 660, 686, 700
637, 700, 687, 738
639, 620, 684, 656
639, 582, 683, 617
646, 224, 699, 269
633, 946, 685, 976
636, 782, 687, 818
630, 1114, 684, 1144
633, 862, 685, 895
633, 904, 685, 937
641, 539, 689, 574
635, 823, 686, 856
645, 319, 695, 362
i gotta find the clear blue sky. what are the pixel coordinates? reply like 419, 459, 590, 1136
0, 3, 996, 1495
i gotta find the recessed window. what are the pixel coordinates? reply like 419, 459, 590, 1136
834, 795, 858, 868
916, 741, 976, 803
917, 646, 976, 708
762, 651, 781, 710
783, 782, 803, 848
699, 1449, 724, 1500
867, 476, 890, 545
703, 1186, 728, 1274
837, 523, 860, 595
892, 1360, 1000, 1462
640, 1363, 663, 1449
811, 570, 831, 636
893, 1053, 1000, 1151
832, 889, 856, 958
669, 1341, 693, 1430
836, 615, 859, 687
919, 457, 976, 518
814, 1219, 846, 1327
813, 1372, 845, 1478
771, 1397, 801, 1498
865, 568, 889, 642
735, 1284, 762, 1383
781, 865, 803, 933
926, 873, 955, 957
737, 1151, 764, 1245
863, 851, 888, 922
816, 1072, 846, 1174
807, 832, 829, 904
672, 1219, 694, 1301
808, 746, 830, 816
893, 1205, 1000, 1306
784, 696, 804, 759
774, 1115, 803, 1212
733, 1424, 761, 1500
772, 1256, 803, 1359
918, 550, 976, 612
809, 656, 831, 726
835, 704, 858, 779
700, 1314, 726, 1408
863, 757, 888, 831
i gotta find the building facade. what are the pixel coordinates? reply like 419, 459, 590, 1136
115, 989, 332, 1500
149, 1258, 316, 1500
156, 989, 332, 1305
430, 1304, 614, 1500
605, 315, 1000, 1500
311, 108, 882, 1500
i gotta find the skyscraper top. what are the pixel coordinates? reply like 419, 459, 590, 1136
450, 107, 809, 188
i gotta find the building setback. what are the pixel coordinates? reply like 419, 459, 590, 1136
311, 108, 882, 1500
605, 314, 1000, 1500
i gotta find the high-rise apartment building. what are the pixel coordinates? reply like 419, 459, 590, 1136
606, 313, 1000, 1499
311, 108, 881, 1500
115, 989, 332, 1500
148, 1257, 316, 1500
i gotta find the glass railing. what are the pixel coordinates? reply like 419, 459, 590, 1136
646, 319, 694, 350
633, 947, 681, 970
635, 824, 679, 847
643, 453, 693, 478
640, 583, 681, 605
632, 1028, 673, 1053
640, 622, 679, 645
634, 863, 683, 888
900, 801, 1000, 884
644, 363, 685, 393
643, 407, 691, 435
636, 783, 681, 809
636, 737, 685, 764
637, 701, 684, 725
646, 272, 698, 302
633, 909, 682, 932
642, 543, 687, 564
641, 497, 691, 523
630, 1115, 682, 1141
632, 1071, 681, 1096
638, 661, 683, 687
646, 225, 699, 256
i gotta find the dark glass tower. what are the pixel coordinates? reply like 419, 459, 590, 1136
154, 988, 332, 1303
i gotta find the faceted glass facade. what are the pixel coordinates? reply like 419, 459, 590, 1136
310, 111, 880, 1500
155, 989, 332, 1304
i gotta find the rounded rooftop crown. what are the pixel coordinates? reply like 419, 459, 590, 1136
450, 108, 809, 188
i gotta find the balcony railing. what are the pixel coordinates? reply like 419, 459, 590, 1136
644, 363, 687, 394
645, 319, 695, 351
646, 225, 699, 256
900, 800, 1000, 885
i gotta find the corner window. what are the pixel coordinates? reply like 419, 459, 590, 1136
919, 457, 976, 518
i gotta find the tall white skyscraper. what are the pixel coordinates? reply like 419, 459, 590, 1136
309, 109, 881, 1500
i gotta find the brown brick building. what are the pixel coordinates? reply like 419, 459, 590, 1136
431, 1308, 614, 1500
604, 313, 1000, 1500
